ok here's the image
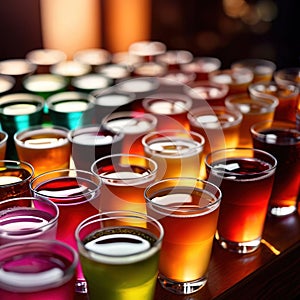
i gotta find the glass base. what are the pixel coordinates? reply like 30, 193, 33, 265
216, 234, 261, 254
158, 273, 207, 294
269, 205, 296, 217
75, 280, 88, 294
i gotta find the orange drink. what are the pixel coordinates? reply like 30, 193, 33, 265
144, 177, 221, 294
225, 93, 278, 147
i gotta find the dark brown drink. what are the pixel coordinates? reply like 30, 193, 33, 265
0, 160, 34, 200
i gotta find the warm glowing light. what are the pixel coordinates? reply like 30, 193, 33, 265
103, 0, 151, 53
40, 0, 101, 59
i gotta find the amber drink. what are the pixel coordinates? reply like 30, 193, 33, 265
14, 125, 71, 177
145, 177, 221, 294
91, 154, 157, 214
142, 130, 204, 180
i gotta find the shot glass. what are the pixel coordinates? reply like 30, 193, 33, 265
205, 148, 277, 254
156, 49, 194, 70
0, 196, 59, 245
0, 239, 78, 300
249, 81, 299, 122
14, 125, 71, 177
0, 160, 34, 201
0, 74, 15, 95
180, 56, 221, 81
142, 93, 193, 130
115, 77, 160, 101
188, 105, 242, 178
0, 130, 8, 160
231, 58, 276, 83
184, 80, 229, 107
144, 177, 221, 294
0, 93, 45, 159
26, 48, 67, 74
73, 48, 111, 72
188, 105, 242, 155
23, 73, 68, 100
91, 87, 135, 123
251, 120, 300, 216
30, 169, 102, 292
142, 130, 205, 180
47, 91, 96, 130
225, 93, 278, 147
91, 153, 158, 214
0, 58, 36, 92
68, 124, 124, 171
274, 67, 300, 88
71, 73, 112, 93
209, 68, 254, 95
75, 211, 164, 300
101, 111, 158, 155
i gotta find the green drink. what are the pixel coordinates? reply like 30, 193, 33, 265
75, 211, 164, 300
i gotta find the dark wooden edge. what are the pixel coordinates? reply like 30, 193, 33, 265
214, 241, 300, 300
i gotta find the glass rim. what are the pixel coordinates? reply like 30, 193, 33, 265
249, 81, 299, 98
101, 111, 158, 135
67, 123, 125, 144
90, 153, 158, 181
30, 168, 102, 200
0, 196, 59, 234
75, 210, 164, 259
13, 124, 70, 146
0, 160, 34, 185
142, 129, 205, 149
0, 130, 8, 143
225, 92, 279, 111
188, 105, 243, 128
0, 238, 78, 292
142, 92, 193, 113
144, 177, 222, 216
204, 147, 278, 177
250, 119, 300, 140
46, 91, 96, 111
0, 93, 45, 115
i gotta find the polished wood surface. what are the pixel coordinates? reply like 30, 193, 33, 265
76, 209, 300, 300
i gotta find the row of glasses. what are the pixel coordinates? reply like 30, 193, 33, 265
0, 52, 298, 293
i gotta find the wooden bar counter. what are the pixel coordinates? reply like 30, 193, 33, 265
155, 209, 300, 300
76, 209, 300, 300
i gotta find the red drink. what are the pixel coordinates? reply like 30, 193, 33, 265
205, 148, 276, 253
251, 121, 300, 216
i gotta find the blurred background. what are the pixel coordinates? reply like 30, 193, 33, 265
0, 0, 299, 69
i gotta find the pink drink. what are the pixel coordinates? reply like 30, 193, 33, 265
0, 240, 77, 300
0, 197, 58, 245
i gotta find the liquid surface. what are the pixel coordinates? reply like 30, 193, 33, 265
83, 227, 157, 264
147, 138, 201, 157
34, 177, 98, 203
0, 252, 70, 289
211, 157, 272, 179
0, 208, 54, 235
